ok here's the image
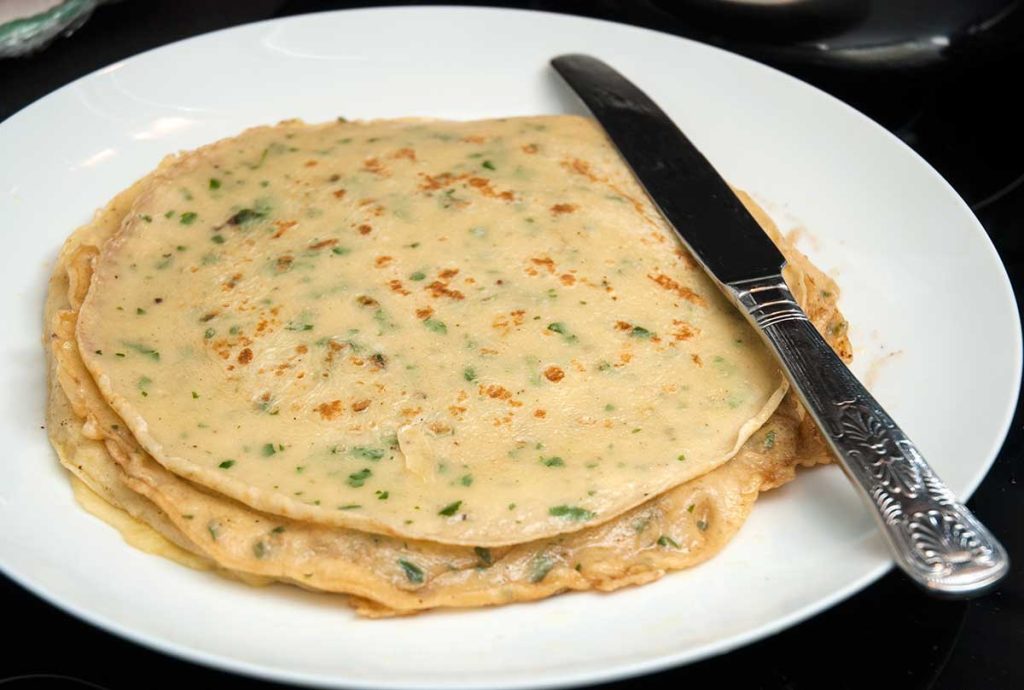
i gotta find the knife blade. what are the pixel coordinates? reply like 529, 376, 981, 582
551, 53, 1008, 597
550, 54, 784, 287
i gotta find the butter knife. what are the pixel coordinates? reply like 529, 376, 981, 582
551, 53, 1008, 597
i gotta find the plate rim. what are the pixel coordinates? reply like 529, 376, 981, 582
2, 5, 1020, 689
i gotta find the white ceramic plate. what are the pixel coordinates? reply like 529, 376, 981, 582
0, 7, 1019, 689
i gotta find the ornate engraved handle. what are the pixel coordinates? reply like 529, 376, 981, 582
728, 275, 1009, 597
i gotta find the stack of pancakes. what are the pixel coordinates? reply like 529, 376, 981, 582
45, 116, 851, 616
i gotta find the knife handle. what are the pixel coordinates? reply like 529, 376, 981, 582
729, 275, 1009, 597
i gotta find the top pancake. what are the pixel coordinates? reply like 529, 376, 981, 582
76, 115, 787, 545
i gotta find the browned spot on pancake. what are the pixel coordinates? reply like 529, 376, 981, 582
563, 158, 599, 182
560, 273, 576, 286
316, 400, 343, 420
361, 157, 387, 176
448, 405, 467, 419
296, 344, 308, 354
375, 256, 393, 268
672, 320, 699, 341
544, 366, 565, 382
223, 273, 243, 290
356, 295, 379, 308
351, 399, 371, 412
649, 274, 707, 306
691, 354, 703, 366
309, 238, 338, 250
522, 143, 539, 154
357, 224, 373, 235
426, 281, 464, 300
467, 176, 515, 202
429, 421, 452, 435
419, 171, 469, 191
482, 384, 512, 400
304, 160, 318, 167
237, 348, 254, 365
392, 148, 417, 161
275, 255, 293, 272
415, 307, 434, 320
551, 203, 577, 215
533, 409, 547, 418
271, 220, 297, 239
529, 256, 556, 274
388, 279, 409, 296
439, 268, 459, 280
562, 157, 651, 217
462, 135, 486, 144
615, 321, 632, 331
333, 189, 347, 199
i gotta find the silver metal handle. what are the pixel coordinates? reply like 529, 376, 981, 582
728, 275, 1009, 597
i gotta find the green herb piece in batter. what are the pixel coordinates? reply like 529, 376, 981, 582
548, 505, 595, 521
347, 468, 372, 488
398, 559, 425, 584
438, 500, 462, 517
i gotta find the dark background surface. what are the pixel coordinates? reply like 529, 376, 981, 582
2, 1, 1022, 688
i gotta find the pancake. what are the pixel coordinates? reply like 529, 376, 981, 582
75, 116, 791, 545
46, 165, 851, 615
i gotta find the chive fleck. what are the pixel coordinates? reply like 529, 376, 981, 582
209, 178, 221, 190
219, 460, 235, 469
179, 211, 198, 225
398, 559, 425, 584
347, 468, 372, 487
657, 535, 680, 548
529, 555, 555, 583
438, 500, 462, 517
462, 366, 477, 382
424, 318, 447, 335
474, 546, 493, 567
548, 505, 595, 521
540, 456, 565, 468
261, 443, 277, 457
350, 446, 385, 461
227, 208, 267, 225
124, 342, 160, 361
